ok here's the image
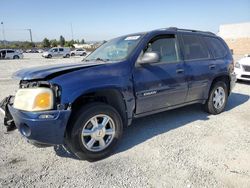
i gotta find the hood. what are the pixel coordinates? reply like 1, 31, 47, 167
13, 61, 106, 80
239, 57, 250, 65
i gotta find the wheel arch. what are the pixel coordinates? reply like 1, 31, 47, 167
66, 88, 128, 132
209, 74, 230, 96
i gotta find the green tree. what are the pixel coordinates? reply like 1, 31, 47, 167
80, 39, 85, 44
42, 38, 50, 48
59, 35, 65, 46
50, 39, 58, 47
23, 41, 34, 49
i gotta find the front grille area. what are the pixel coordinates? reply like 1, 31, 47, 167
241, 75, 250, 79
243, 65, 250, 72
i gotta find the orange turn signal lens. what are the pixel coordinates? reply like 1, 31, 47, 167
34, 93, 52, 109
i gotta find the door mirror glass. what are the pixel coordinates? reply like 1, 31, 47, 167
138, 52, 160, 64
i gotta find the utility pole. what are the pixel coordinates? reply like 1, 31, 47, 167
1, 22, 6, 47
70, 22, 74, 40
26, 29, 33, 43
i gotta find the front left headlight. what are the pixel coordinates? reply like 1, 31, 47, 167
235, 62, 241, 69
14, 88, 54, 111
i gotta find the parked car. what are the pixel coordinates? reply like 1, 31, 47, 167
234, 54, 250, 81
42, 47, 70, 58
0, 27, 236, 161
37, 49, 44, 53
0, 49, 23, 59
26, 49, 39, 53
70, 48, 87, 56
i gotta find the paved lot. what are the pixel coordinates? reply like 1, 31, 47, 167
0, 54, 250, 187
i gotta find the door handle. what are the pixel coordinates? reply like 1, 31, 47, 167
209, 64, 216, 70
176, 69, 184, 74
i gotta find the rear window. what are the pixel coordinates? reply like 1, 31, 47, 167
181, 34, 210, 60
204, 37, 227, 58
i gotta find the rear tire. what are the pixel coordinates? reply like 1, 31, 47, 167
66, 103, 123, 161
13, 55, 19, 59
204, 81, 228, 114
71, 53, 75, 56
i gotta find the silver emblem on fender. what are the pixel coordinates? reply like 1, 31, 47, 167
143, 91, 157, 96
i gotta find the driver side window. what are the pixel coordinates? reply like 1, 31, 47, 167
145, 35, 180, 63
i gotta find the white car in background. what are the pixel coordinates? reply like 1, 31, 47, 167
0, 49, 24, 59
42, 47, 70, 58
70, 48, 87, 56
235, 54, 250, 81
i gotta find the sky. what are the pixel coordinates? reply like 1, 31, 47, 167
0, 0, 250, 42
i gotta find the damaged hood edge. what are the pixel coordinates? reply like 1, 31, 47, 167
12, 61, 106, 80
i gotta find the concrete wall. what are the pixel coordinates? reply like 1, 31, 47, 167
224, 38, 250, 56
218, 22, 250, 39
218, 22, 250, 56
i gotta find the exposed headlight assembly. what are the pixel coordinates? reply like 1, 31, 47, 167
14, 88, 54, 111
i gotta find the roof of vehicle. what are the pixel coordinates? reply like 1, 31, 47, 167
0, 49, 16, 51
121, 27, 217, 40
152, 27, 216, 37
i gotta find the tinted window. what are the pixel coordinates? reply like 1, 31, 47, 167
77, 49, 83, 51
182, 34, 210, 60
204, 37, 227, 58
59, 48, 64, 52
7, 50, 14, 53
145, 35, 180, 63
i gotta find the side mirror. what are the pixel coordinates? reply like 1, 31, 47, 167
138, 51, 160, 64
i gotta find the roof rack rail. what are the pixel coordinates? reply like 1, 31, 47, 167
167, 27, 216, 36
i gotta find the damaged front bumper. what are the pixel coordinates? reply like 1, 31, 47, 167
0, 96, 71, 146
0, 96, 16, 132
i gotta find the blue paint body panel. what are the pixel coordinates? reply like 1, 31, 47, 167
8, 105, 71, 145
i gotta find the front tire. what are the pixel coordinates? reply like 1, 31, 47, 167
204, 81, 228, 114
13, 55, 19, 59
66, 103, 123, 161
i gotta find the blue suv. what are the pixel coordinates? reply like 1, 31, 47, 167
0, 28, 236, 160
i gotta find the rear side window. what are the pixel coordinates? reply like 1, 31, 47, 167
204, 37, 227, 58
59, 48, 64, 52
181, 34, 210, 60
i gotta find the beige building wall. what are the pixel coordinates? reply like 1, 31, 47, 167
224, 38, 250, 56
218, 22, 250, 56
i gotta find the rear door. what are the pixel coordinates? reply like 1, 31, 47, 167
133, 34, 188, 114
179, 34, 214, 102
6, 50, 15, 59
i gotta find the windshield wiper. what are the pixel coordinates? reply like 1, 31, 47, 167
95, 57, 109, 62
82, 57, 109, 62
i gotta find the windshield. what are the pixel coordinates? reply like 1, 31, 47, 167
86, 35, 144, 61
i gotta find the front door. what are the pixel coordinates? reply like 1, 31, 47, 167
133, 34, 188, 114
